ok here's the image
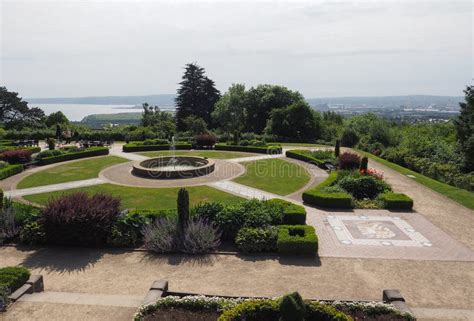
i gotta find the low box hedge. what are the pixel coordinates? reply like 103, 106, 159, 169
285, 150, 326, 167
39, 147, 109, 165
123, 143, 192, 152
0, 266, 30, 293
0, 164, 24, 180
215, 144, 282, 154
277, 225, 318, 255
379, 192, 414, 210
302, 172, 353, 209
267, 199, 306, 225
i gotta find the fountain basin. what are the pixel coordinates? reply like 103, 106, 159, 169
132, 156, 215, 179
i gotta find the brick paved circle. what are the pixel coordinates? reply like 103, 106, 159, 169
99, 159, 245, 188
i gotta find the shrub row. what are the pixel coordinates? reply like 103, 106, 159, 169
38, 147, 109, 165
0, 164, 24, 180
277, 225, 318, 255
122, 143, 192, 152
215, 144, 282, 154
285, 150, 326, 167
378, 192, 414, 210
0, 266, 30, 293
267, 199, 306, 225
302, 172, 353, 208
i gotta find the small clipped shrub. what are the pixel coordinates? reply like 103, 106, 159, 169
46, 138, 55, 150
19, 221, 46, 245
359, 156, 368, 171
142, 217, 178, 253
218, 299, 279, 321
35, 149, 64, 160
279, 292, 305, 321
266, 199, 306, 225
338, 152, 361, 170
1, 149, 33, 164
277, 225, 318, 255
337, 175, 391, 199
235, 226, 278, 253
41, 192, 121, 246
305, 301, 353, 321
378, 192, 414, 210
143, 138, 168, 145
195, 134, 217, 148
0, 266, 30, 293
191, 202, 225, 222
182, 219, 221, 254
302, 172, 353, 209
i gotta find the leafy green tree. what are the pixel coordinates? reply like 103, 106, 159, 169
45, 111, 69, 127
141, 103, 176, 137
454, 86, 474, 171
183, 115, 208, 135
245, 85, 304, 133
212, 84, 247, 144
266, 101, 321, 142
0, 87, 45, 130
175, 63, 220, 131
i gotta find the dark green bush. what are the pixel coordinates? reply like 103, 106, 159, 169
39, 147, 109, 165
360, 156, 368, 171
302, 172, 353, 209
340, 128, 359, 147
0, 266, 30, 292
216, 144, 282, 154
279, 292, 305, 321
285, 150, 326, 167
35, 149, 64, 159
0, 164, 23, 180
305, 301, 353, 321
378, 192, 414, 210
191, 202, 225, 222
235, 226, 278, 253
122, 143, 191, 152
19, 221, 46, 245
266, 199, 306, 225
337, 175, 391, 199
277, 225, 318, 255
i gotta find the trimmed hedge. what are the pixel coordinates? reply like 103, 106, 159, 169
267, 199, 306, 225
302, 172, 353, 208
39, 147, 109, 165
0, 164, 24, 180
285, 150, 326, 167
0, 266, 30, 292
277, 225, 318, 255
123, 143, 192, 152
379, 192, 414, 210
215, 144, 282, 154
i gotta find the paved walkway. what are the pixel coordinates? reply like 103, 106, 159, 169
5, 178, 106, 198
109, 144, 149, 161
208, 180, 280, 200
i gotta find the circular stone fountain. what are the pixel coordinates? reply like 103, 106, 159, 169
132, 156, 215, 179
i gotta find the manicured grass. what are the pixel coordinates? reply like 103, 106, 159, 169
358, 150, 474, 210
137, 150, 258, 159
233, 158, 310, 195
23, 184, 243, 210
17, 156, 128, 189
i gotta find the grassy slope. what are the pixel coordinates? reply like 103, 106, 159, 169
137, 150, 258, 159
233, 158, 310, 195
23, 184, 243, 210
17, 156, 128, 189
358, 150, 474, 210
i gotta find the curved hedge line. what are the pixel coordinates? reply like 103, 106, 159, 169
302, 172, 353, 208
123, 143, 192, 152
285, 150, 326, 167
215, 144, 282, 154
379, 192, 414, 210
39, 147, 109, 165
0, 164, 24, 180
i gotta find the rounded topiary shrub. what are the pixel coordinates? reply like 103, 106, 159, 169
41, 192, 121, 246
338, 175, 391, 199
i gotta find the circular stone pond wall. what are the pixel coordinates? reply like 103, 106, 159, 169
132, 156, 215, 179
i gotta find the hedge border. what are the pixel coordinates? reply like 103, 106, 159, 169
302, 172, 353, 208
123, 143, 192, 152
266, 199, 306, 225
285, 149, 326, 167
215, 144, 282, 154
379, 192, 414, 210
0, 164, 24, 180
277, 225, 318, 255
0, 266, 30, 293
38, 147, 109, 165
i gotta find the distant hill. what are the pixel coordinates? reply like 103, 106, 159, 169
307, 95, 463, 108
27, 94, 176, 106
80, 112, 142, 126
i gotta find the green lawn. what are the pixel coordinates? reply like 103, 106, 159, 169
358, 150, 474, 210
137, 150, 258, 159
23, 184, 243, 210
233, 158, 310, 195
18, 156, 128, 189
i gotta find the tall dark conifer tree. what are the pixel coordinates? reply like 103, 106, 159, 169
175, 63, 220, 131
454, 86, 474, 171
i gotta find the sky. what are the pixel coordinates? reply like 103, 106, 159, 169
1, 0, 472, 99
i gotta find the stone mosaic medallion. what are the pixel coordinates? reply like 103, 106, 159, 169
327, 215, 432, 247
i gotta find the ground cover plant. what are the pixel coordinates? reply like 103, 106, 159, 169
17, 156, 127, 189
0, 266, 30, 310
233, 158, 310, 195
23, 184, 244, 210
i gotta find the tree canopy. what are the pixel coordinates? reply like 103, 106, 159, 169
454, 86, 474, 171
45, 111, 69, 127
212, 84, 247, 143
175, 63, 220, 131
0, 87, 45, 130
141, 103, 175, 138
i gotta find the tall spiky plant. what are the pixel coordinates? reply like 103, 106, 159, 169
177, 188, 190, 240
